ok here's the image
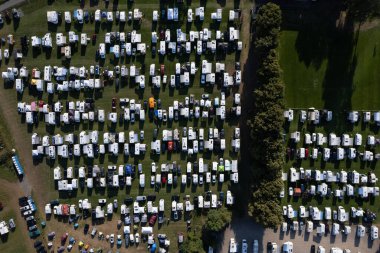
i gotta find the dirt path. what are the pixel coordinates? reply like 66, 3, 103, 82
0, 84, 50, 204
0, 0, 27, 12
234, 0, 255, 214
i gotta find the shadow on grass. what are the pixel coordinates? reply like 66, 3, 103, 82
279, 0, 363, 134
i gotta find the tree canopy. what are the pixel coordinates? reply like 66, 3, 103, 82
247, 2, 284, 227
180, 229, 204, 253
204, 207, 232, 233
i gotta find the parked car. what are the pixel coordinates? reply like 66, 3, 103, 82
135, 233, 140, 244
241, 239, 248, 253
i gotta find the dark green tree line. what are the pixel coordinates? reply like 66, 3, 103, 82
247, 2, 284, 228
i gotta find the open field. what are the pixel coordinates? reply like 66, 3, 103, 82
280, 27, 380, 110
0, 0, 251, 252
278, 1, 380, 110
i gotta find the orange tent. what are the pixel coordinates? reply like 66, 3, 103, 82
149, 97, 155, 109
294, 188, 302, 197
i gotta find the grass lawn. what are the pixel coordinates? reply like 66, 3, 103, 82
280, 25, 380, 110
279, 23, 380, 221
0, 97, 16, 182
0, 0, 245, 251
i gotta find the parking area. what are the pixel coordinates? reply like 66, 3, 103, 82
220, 216, 380, 253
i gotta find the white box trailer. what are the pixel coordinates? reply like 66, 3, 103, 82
126, 176, 132, 186
87, 178, 93, 188
140, 174, 145, 188
211, 194, 217, 208
155, 174, 161, 185
159, 199, 165, 212
65, 11, 71, 24
113, 175, 119, 187
198, 196, 203, 208
160, 41, 166, 55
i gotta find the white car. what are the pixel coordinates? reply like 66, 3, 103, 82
110, 234, 115, 244
135, 233, 140, 244
234, 93, 241, 105
371, 225, 378, 240
129, 233, 135, 244
288, 187, 294, 196
279, 189, 285, 198
282, 241, 293, 253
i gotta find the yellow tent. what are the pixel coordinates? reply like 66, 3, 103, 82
31, 79, 38, 86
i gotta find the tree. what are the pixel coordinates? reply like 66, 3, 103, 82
256, 49, 282, 84
249, 199, 283, 228
255, 3, 282, 37
247, 2, 284, 228
204, 207, 232, 233
346, 0, 380, 23
254, 3, 282, 57
180, 229, 204, 253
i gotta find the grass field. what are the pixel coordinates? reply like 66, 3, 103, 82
0, 0, 246, 252
279, 18, 380, 220
0, 97, 16, 182
280, 25, 380, 110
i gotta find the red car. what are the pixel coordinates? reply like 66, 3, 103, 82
149, 215, 157, 226
168, 141, 173, 152
162, 176, 167, 184
160, 65, 165, 76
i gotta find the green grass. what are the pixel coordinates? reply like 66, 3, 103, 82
280, 25, 380, 110
279, 31, 327, 109
279, 25, 380, 219
0, 0, 244, 251
350, 26, 380, 110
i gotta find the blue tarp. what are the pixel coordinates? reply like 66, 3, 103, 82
125, 164, 132, 175
151, 243, 157, 252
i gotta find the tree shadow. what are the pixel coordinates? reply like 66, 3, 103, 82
280, 0, 360, 134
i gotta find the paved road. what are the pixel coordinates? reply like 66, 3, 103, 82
0, 0, 27, 12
